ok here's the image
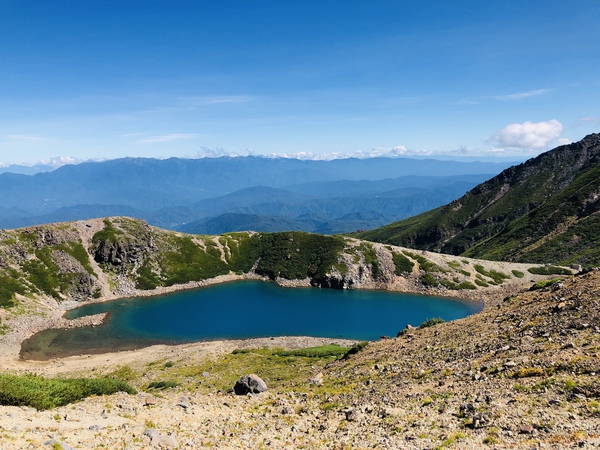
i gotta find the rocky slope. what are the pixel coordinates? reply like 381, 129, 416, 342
357, 133, 600, 267
0, 269, 598, 449
0, 216, 567, 345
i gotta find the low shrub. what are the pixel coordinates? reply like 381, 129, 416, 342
530, 278, 563, 291
528, 266, 572, 276
147, 380, 179, 390
341, 341, 369, 360
420, 273, 438, 287
0, 374, 136, 410
473, 264, 510, 284
392, 252, 414, 274
274, 344, 348, 358
420, 317, 446, 328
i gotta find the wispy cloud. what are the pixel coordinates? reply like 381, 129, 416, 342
489, 119, 563, 151
492, 88, 551, 101
177, 95, 253, 106
456, 88, 552, 106
137, 133, 203, 144
580, 116, 600, 124
5, 134, 45, 142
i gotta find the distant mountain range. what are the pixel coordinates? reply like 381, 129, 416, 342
0, 156, 511, 233
358, 133, 600, 267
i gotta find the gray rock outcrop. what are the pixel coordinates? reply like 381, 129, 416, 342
233, 374, 268, 395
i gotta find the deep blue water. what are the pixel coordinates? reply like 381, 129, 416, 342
21, 281, 481, 360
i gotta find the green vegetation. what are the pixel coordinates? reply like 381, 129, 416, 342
232, 342, 369, 360
475, 278, 489, 287
530, 278, 563, 291
392, 251, 414, 274
158, 235, 230, 286
404, 251, 442, 272
252, 232, 346, 282
22, 257, 62, 299
512, 269, 525, 278
139, 344, 363, 395
420, 273, 439, 287
273, 344, 349, 358
528, 266, 572, 276
0, 318, 9, 335
419, 317, 446, 328
0, 373, 136, 410
0, 273, 26, 308
147, 380, 179, 390
357, 242, 381, 278
92, 218, 124, 243
419, 273, 440, 287
341, 341, 369, 359
440, 278, 477, 290
473, 264, 510, 284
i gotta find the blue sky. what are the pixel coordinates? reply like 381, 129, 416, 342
1, 0, 599, 165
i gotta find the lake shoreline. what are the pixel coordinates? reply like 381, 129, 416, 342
18, 278, 483, 361
0, 269, 522, 373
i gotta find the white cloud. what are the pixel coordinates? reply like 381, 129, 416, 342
191, 145, 430, 161
137, 133, 203, 144
196, 146, 240, 158
490, 119, 564, 150
41, 156, 81, 168
492, 89, 551, 101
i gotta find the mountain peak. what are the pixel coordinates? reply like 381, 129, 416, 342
358, 133, 600, 267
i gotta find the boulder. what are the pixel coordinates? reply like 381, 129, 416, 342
233, 374, 268, 395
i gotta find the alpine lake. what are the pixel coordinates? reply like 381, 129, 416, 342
21, 281, 481, 360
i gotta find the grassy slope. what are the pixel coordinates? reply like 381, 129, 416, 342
357, 134, 600, 267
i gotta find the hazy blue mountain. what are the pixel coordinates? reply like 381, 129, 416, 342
0, 163, 58, 175
174, 177, 489, 234
0, 156, 510, 231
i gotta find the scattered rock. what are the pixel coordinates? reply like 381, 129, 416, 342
233, 374, 268, 395
44, 440, 75, 450
281, 405, 295, 415
176, 396, 189, 410
342, 407, 361, 422
520, 424, 535, 434
309, 372, 324, 385
144, 429, 179, 448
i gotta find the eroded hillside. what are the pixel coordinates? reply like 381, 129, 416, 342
0, 217, 569, 313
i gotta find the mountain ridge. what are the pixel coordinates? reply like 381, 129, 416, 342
0, 156, 498, 233
357, 133, 600, 267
